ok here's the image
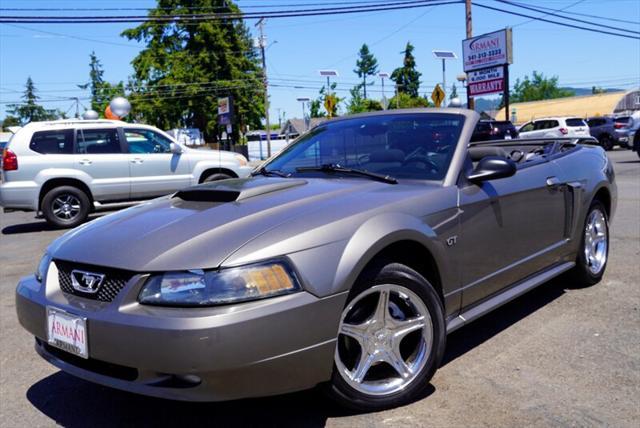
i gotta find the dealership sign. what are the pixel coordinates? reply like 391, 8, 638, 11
462, 28, 513, 72
468, 67, 505, 96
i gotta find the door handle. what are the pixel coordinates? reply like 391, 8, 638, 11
546, 176, 562, 187
79, 159, 92, 165
130, 158, 144, 164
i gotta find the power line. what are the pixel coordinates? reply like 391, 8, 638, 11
0, 1, 464, 24
472, 2, 640, 39
507, 0, 639, 25
494, 0, 640, 34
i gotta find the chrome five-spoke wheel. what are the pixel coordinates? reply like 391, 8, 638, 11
52, 194, 81, 221
334, 284, 433, 396
584, 208, 608, 275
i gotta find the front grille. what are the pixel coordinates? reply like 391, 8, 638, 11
56, 259, 135, 302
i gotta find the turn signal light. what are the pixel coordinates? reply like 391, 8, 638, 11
1, 149, 17, 171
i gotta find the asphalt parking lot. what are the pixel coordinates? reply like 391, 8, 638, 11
0, 149, 638, 428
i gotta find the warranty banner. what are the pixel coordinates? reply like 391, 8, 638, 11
468, 66, 505, 97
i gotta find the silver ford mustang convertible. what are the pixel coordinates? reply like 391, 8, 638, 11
16, 109, 616, 410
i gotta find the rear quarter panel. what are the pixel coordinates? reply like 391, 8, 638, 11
552, 145, 617, 256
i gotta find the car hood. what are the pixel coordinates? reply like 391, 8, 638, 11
49, 177, 434, 272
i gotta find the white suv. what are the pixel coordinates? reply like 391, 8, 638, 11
518, 117, 590, 139
0, 119, 252, 227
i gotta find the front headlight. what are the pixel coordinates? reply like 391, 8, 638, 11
138, 261, 301, 307
35, 253, 52, 283
234, 153, 248, 166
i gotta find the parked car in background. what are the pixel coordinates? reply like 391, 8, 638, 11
471, 120, 518, 141
612, 116, 631, 148
586, 116, 628, 150
16, 109, 616, 411
518, 117, 590, 139
627, 111, 640, 157
0, 119, 252, 228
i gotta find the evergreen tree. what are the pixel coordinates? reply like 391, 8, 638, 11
78, 52, 125, 114
391, 42, 421, 98
354, 44, 379, 99
122, 0, 263, 142
7, 77, 59, 124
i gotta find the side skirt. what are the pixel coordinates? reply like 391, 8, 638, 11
446, 261, 575, 334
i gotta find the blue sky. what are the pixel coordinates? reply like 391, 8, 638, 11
1, 0, 639, 125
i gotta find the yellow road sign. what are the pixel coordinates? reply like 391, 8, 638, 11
431, 84, 445, 107
324, 95, 336, 117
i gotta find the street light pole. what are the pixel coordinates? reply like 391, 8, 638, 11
296, 97, 310, 131
432, 50, 457, 107
378, 72, 389, 110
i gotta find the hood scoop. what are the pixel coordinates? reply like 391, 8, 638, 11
173, 178, 307, 203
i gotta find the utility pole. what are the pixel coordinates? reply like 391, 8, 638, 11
465, 0, 475, 111
73, 97, 80, 118
395, 84, 401, 109
256, 18, 271, 157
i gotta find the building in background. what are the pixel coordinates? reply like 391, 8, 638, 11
497, 89, 640, 124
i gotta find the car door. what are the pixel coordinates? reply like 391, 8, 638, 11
123, 127, 191, 199
74, 127, 130, 202
457, 156, 568, 307
518, 121, 535, 138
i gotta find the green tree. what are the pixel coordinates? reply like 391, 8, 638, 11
1, 115, 21, 130
354, 44, 378, 99
391, 42, 421, 98
7, 77, 59, 124
449, 83, 458, 100
347, 85, 382, 114
122, 0, 263, 142
511, 71, 574, 103
78, 52, 125, 115
386, 92, 430, 110
309, 99, 325, 118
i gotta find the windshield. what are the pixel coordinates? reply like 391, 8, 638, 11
264, 113, 465, 181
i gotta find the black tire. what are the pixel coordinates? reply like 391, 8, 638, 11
325, 261, 446, 412
41, 186, 90, 229
566, 200, 609, 287
201, 172, 233, 183
598, 135, 614, 151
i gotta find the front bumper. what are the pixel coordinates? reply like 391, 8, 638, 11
16, 265, 347, 401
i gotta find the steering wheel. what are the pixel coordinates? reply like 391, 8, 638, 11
509, 149, 525, 162
402, 156, 440, 173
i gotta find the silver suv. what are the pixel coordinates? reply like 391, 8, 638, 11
0, 119, 252, 227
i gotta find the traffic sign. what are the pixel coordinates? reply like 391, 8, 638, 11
324, 95, 336, 117
431, 84, 445, 107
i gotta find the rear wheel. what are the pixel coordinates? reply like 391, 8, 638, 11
598, 135, 614, 151
201, 172, 233, 183
566, 200, 609, 286
41, 186, 90, 228
326, 262, 445, 411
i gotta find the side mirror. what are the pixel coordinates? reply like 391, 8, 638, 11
170, 142, 183, 154
467, 156, 517, 183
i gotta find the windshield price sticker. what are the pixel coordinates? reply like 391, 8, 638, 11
462, 28, 512, 72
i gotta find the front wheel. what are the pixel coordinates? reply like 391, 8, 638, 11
41, 186, 90, 228
566, 200, 609, 286
326, 262, 445, 411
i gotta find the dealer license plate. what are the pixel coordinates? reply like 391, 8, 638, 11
46, 307, 88, 359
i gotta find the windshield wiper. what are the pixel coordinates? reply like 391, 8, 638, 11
296, 164, 397, 184
251, 167, 290, 178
